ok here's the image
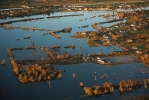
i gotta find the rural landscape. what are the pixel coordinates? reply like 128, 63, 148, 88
0, 0, 149, 100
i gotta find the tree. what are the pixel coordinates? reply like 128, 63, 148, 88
118, 12, 124, 19
65, 54, 70, 58
43, 0, 46, 3
57, 55, 61, 59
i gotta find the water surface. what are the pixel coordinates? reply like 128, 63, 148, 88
0, 11, 149, 100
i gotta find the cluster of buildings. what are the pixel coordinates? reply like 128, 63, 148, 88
34, 0, 100, 3
11, 0, 100, 3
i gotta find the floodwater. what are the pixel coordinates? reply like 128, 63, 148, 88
116, 6, 149, 12
0, 8, 22, 11
0, 10, 149, 100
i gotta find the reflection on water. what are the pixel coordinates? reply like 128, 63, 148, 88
0, 8, 22, 11
49, 80, 51, 88
0, 11, 149, 100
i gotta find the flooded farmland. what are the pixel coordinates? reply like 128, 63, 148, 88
0, 5, 149, 100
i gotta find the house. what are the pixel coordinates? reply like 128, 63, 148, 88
136, 51, 142, 55
127, 39, 133, 43
22, 5, 30, 8
132, 46, 137, 49
82, 32, 86, 35
97, 57, 105, 64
